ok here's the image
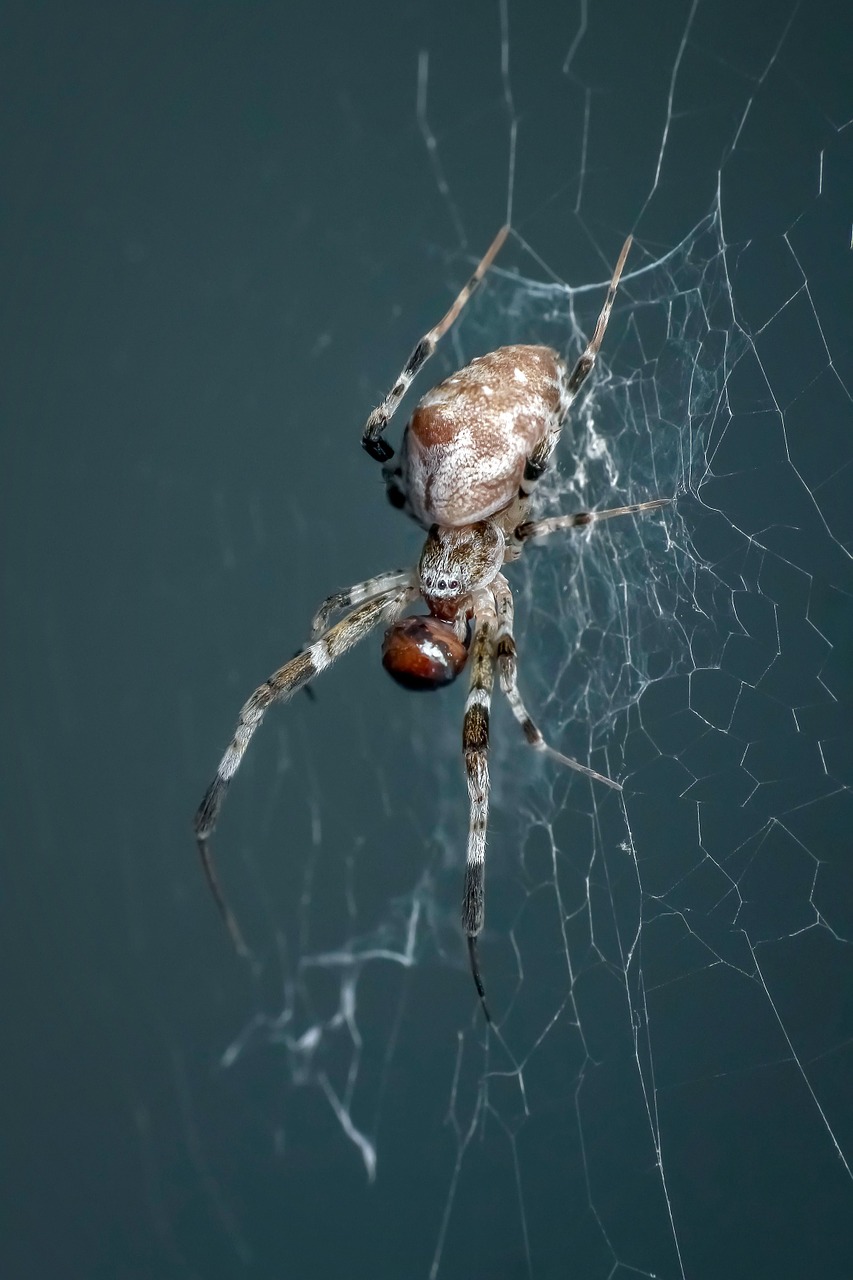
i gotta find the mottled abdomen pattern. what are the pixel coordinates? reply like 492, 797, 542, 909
400, 344, 569, 528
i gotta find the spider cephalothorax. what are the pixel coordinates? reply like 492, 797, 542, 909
194, 227, 667, 1020
419, 521, 506, 600
381, 522, 503, 690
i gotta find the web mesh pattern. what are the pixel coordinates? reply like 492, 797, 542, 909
197, 4, 852, 1275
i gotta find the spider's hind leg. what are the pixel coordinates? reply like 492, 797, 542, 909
515, 235, 635, 508
518, 420, 564, 503
362, 225, 509, 462
380, 458, 408, 512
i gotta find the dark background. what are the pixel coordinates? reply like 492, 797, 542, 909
2, 2, 852, 1278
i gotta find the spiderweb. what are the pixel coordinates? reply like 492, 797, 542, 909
195, 2, 852, 1276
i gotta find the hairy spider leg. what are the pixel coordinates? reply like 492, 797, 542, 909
309, 568, 413, 640
518, 235, 634, 502
491, 574, 620, 789
194, 584, 416, 955
515, 498, 670, 543
566, 234, 633, 397
460, 596, 498, 1023
362, 225, 510, 463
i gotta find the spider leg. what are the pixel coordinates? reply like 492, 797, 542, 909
564, 235, 632, 400
461, 595, 498, 1023
309, 568, 414, 640
515, 498, 669, 543
362, 225, 509, 463
517, 237, 634, 505
194, 583, 416, 955
491, 575, 621, 791
518, 422, 564, 503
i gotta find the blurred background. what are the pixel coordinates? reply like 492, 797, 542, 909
2, 1, 851, 1277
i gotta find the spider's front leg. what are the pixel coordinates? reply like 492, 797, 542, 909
460, 595, 498, 1023
492, 575, 619, 789
308, 568, 413, 641
194, 583, 416, 956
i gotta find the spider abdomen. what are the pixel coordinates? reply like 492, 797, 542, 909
401, 344, 568, 528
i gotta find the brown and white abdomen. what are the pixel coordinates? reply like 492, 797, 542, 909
400, 344, 569, 529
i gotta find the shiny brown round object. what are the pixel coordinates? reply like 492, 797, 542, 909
381, 616, 469, 691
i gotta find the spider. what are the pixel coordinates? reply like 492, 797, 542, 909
194, 227, 667, 1021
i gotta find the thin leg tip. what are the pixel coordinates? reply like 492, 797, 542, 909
196, 833, 251, 961
467, 935, 493, 1025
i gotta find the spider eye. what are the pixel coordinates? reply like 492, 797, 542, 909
381, 616, 469, 691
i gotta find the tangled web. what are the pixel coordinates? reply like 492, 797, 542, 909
211, 4, 852, 1276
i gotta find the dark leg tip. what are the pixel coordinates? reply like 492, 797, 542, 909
362, 434, 394, 464
196, 832, 252, 962
194, 775, 228, 839
467, 935, 492, 1025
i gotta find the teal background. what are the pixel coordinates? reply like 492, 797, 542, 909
2, 2, 851, 1277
